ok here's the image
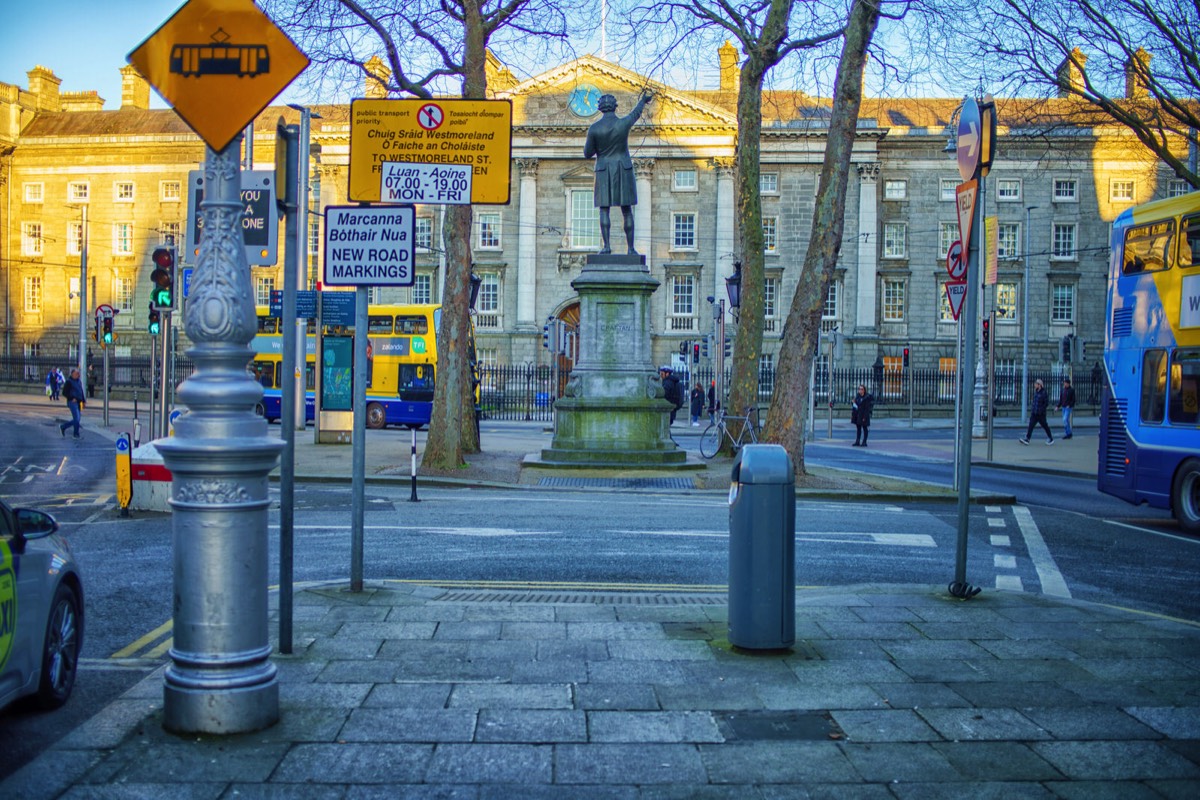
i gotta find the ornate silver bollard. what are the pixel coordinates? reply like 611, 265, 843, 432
156, 138, 283, 733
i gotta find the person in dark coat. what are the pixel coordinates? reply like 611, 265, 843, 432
58, 368, 85, 439
1020, 378, 1054, 445
659, 366, 683, 425
584, 92, 653, 255
851, 383, 874, 446
1056, 377, 1076, 439
707, 380, 719, 423
689, 382, 705, 427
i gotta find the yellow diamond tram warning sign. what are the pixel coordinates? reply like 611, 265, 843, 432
128, 0, 309, 152
349, 98, 512, 205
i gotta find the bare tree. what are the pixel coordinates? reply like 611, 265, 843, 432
265, 0, 577, 468
962, 0, 1199, 187
763, 0, 882, 474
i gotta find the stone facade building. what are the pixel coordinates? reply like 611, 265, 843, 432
1, 50, 1192, 383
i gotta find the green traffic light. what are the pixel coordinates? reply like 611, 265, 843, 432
149, 321, 161, 335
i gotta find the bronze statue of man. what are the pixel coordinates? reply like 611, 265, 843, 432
584, 91, 653, 255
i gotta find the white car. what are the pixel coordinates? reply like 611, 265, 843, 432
0, 498, 84, 710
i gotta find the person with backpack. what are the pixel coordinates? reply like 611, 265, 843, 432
851, 383, 874, 447
659, 366, 683, 425
58, 368, 85, 439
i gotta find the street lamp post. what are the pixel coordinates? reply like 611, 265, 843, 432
77, 206, 89, 396
1022, 205, 1037, 423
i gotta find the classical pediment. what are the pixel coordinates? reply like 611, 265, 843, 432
497, 55, 737, 131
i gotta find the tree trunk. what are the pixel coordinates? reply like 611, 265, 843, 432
763, 0, 881, 476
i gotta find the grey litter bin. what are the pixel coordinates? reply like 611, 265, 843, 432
728, 444, 795, 650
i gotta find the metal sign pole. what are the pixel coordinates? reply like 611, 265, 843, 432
159, 313, 171, 439
278, 122, 299, 654
350, 286, 368, 592
102, 344, 110, 427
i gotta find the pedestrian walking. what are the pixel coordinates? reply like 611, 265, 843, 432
54, 367, 64, 400
87, 364, 97, 398
659, 366, 683, 425
689, 382, 705, 427
58, 367, 85, 439
45, 368, 57, 400
707, 380, 719, 422
1020, 378, 1054, 445
1056, 377, 1076, 439
851, 384, 874, 446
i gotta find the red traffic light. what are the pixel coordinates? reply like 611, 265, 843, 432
152, 247, 175, 269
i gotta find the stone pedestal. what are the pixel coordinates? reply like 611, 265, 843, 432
540, 254, 686, 468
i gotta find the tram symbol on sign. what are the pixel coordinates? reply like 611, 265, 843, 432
417, 103, 444, 130
169, 29, 270, 78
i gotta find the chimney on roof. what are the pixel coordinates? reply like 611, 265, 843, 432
364, 56, 390, 99
1125, 47, 1152, 100
61, 90, 105, 112
1055, 48, 1087, 97
719, 41, 740, 94
120, 65, 150, 109
26, 66, 61, 112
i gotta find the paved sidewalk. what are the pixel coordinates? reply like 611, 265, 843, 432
4, 582, 1199, 797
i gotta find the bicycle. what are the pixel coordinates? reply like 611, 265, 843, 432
698, 407, 760, 458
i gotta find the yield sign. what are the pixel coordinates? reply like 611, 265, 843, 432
944, 280, 968, 322
956, 180, 978, 259
128, 0, 310, 152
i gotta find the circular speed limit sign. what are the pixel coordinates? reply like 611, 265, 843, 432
945, 240, 966, 281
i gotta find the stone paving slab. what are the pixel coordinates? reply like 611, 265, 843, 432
4, 581, 1199, 797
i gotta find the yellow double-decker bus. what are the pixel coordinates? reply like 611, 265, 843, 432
251, 302, 463, 429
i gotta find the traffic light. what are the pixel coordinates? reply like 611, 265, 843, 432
701, 335, 709, 358
724, 336, 732, 358
101, 316, 114, 346
981, 319, 990, 352
902, 347, 910, 368
1061, 334, 1072, 362
150, 246, 176, 309
692, 343, 700, 364
1080, 339, 1088, 362
148, 303, 161, 336
93, 317, 100, 343
542, 320, 552, 350
678, 340, 688, 356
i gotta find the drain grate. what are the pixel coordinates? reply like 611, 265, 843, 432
715, 711, 842, 742
537, 477, 695, 490
435, 589, 724, 605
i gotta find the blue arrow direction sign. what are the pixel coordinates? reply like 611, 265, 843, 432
116, 436, 130, 454
957, 97, 981, 182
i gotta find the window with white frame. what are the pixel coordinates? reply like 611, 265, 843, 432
1110, 179, 1135, 202
1053, 178, 1078, 202
1051, 222, 1077, 260
68, 181, 89, 203
24, 276, 42, 313
161, 221, 181, 247
762, 217, 777, 252
1168, 179, 1189, 198
997, 222, 1020, 259
759, 353, 774, 397
822, 282, 839, 320
415, 217, 433, 251
882, 278, 906, 321
255, 276, 275, 307
22, 222, 43, 256
23, 183, 43, 203
673, 213, 697, 249
670, 274, 695, 321
161, 181, 182, 202
476, 212, 501, 249
1051, 283, 1074, 324
113, 276, 134, 313
477, 272, 500, 314
476, 347, 498, 367
884, 180, 907, 200
997, 179, 1021, 202
882, 222, 907, 258
995, 282, 1018, 322
114, 222, 134, 255
413, 273, 432, 305
764, 276, 779, 331
570, 189, 600, 249
308, 216, 321, 254
760, 172, 778, 195
940, 178, 957, 201
67, 221, 83, 255
673, 169, 697, 191
366, 286, 382, 305
938, 285, 956, 323
115, 181, 135, 202
939, 222, 957, 257
69, 276, 80, 316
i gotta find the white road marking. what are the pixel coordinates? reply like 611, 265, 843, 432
995, 575, 1024, 591
1013, 505, 1071, 598
990, 535, 1011, 547
987, 517, 1006, 528
985, 505, 1002, 513
994, 554, 1017, 569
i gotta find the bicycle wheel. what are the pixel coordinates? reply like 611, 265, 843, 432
699, 423, 722, 458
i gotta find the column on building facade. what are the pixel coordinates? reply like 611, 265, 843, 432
710, 157, 736, 297
855, 162, 881, 332
516, 158, 539, 327
633, 159, 655, 259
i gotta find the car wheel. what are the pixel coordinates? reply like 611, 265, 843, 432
35, 583, 81, 710
366, 403, 386, 430
1172, 458, 1200, 535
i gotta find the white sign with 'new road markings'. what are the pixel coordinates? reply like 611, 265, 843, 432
323, 205, 415, 287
